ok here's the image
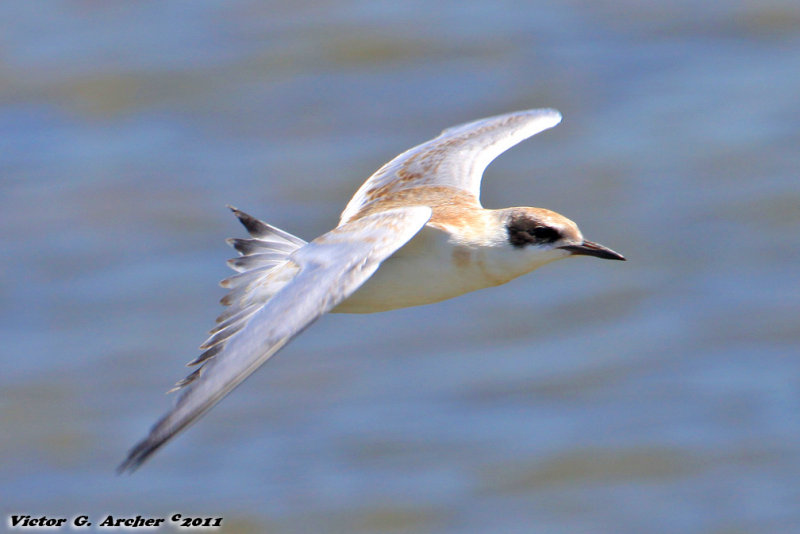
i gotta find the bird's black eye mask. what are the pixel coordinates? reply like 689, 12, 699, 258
506, 214, 561, 248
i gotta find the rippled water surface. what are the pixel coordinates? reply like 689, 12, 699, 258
2, 2, 799, 533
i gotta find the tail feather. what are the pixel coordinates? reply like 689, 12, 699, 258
170, 207, 307, 389
228, 205, 306, 245
226, 237, 297, 256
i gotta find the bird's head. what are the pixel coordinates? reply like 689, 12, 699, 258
503, 207, 625, 268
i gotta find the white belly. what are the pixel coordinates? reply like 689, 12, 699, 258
332, 225, 509, 313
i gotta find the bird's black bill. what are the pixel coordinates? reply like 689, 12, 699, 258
560, 240, 626, 261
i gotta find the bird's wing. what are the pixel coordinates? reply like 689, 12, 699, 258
119, 205, 432, 472
340, 108, 562, 224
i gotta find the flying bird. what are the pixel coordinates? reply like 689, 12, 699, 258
119, 108, 625, 472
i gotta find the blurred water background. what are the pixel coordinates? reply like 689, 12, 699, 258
2, 1, 799, 533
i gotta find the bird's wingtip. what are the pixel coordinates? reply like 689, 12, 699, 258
532, 107, 562, 125
117, 433, 167, 474
116, 445, 145, 475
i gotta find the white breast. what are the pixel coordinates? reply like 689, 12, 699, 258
333, 224, 514, 313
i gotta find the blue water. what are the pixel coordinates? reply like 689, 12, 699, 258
2, 2, 799, 533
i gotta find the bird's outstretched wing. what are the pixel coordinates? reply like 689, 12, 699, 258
119, 205, 432, 472
340, 108, 562, 224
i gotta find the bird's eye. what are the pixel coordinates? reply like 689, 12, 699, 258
505, 217, 561, 248
531, 226, 560, 242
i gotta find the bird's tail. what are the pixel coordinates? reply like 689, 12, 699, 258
180, 206, 307, 373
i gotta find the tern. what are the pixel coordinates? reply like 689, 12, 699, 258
119, 108, 625, 472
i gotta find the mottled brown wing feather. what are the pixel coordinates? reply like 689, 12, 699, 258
340, 109, 562, 224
